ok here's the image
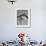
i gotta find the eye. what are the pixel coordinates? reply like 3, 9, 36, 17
20, 13, 28, 20
21, 16, 27, 20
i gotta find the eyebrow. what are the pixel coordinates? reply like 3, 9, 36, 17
17, 13, 28, 19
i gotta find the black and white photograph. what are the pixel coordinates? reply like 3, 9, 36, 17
16, 8, 31, 28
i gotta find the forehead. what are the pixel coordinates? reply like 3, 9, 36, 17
17, 10, 28, 16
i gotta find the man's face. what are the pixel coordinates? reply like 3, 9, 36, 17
17, 14, 28, 25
